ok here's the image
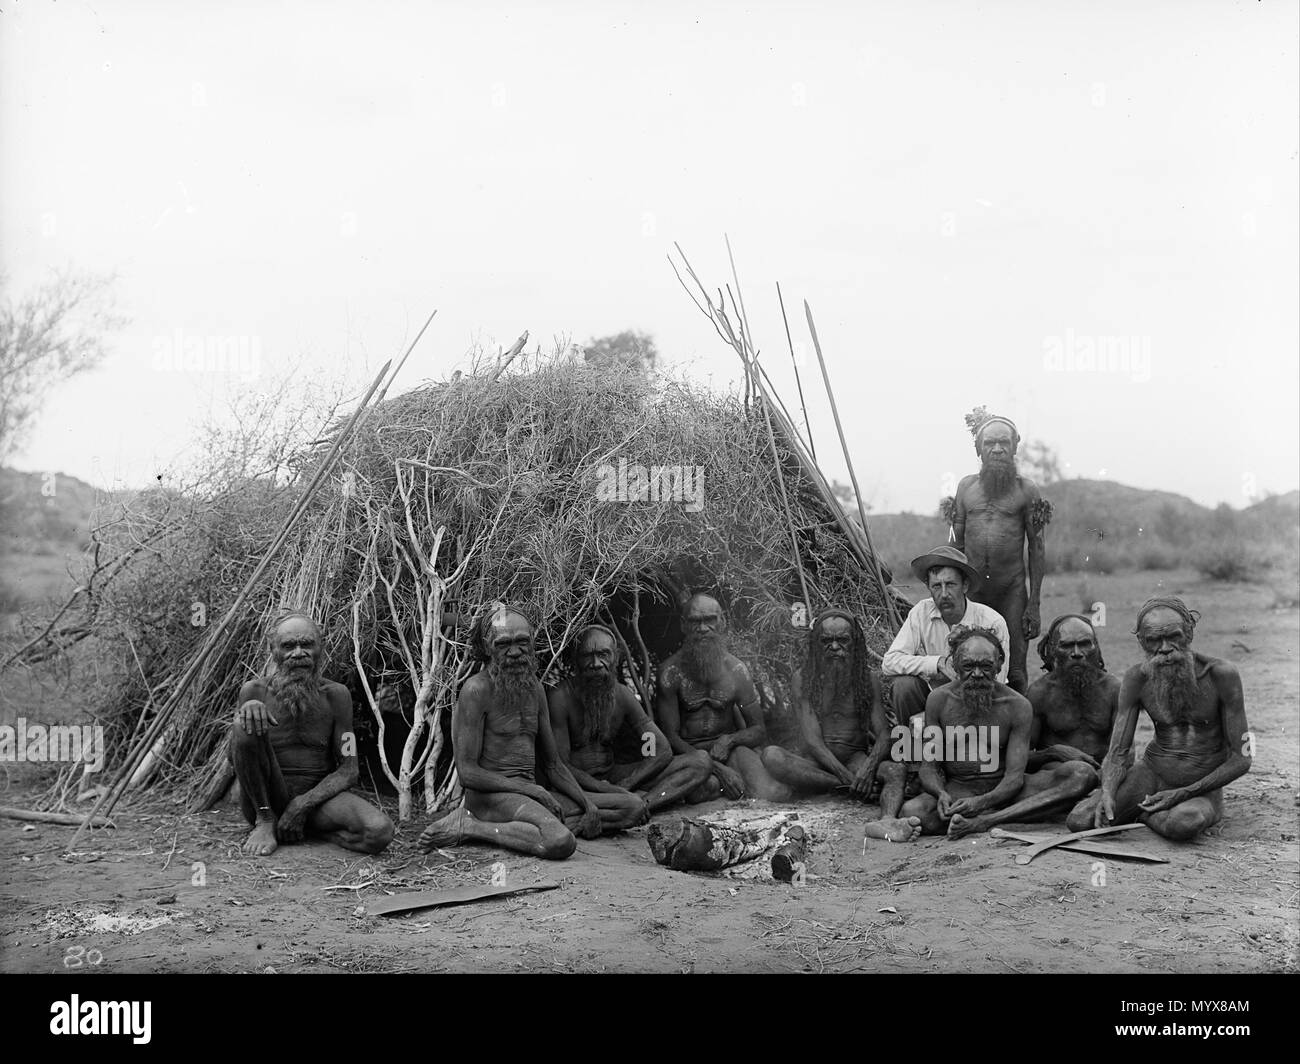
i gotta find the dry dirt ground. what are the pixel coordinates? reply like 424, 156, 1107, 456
2, 569, 1297, 974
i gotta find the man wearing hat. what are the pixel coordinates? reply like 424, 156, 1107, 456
882, 546, 1012, 726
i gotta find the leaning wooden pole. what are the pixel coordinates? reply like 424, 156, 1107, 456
776, 282, 816, 461
723, 238, 815, 617
69, 356, 398, 848
804, 301, 901, 630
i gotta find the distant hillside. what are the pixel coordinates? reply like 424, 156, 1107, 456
0, 467, 107, 555
868, 478, 1299, 581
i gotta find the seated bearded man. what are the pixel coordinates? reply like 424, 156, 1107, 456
547, 624, 712, 816
901, 626, 1098, 839
230, 612, 394, 857
761, 609, 919, 842
1068, 597, 1251, 840
1026, 613, 1121, 770
656, 593, 793, 802
418, 605, 643, 860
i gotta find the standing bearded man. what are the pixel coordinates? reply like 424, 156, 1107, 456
762, 609, 919, 841
656, 593, 793, 802
1068, 597, 1251, 840
548, 624, 713, 814
1026, 614, 1120, 769
230, 612, 394, 857
419, 605, 644, 860
951, 410, 1050, 694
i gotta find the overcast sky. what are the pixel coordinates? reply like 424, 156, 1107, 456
3, 0, 1296, 514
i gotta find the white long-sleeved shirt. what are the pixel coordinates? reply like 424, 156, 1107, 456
881, 597, 1011, 684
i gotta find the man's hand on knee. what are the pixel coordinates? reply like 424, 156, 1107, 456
1138, 788, 1186, 815
277, 796, 309, 842
236, 699, 278, 737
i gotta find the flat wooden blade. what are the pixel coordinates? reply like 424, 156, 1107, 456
367, 880, 560, 917
989, 827, 1169, 863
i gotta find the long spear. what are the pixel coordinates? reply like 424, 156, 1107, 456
804, 301, 900, 630
723, 240, 815, 617
776, 282, 816, 461
69, 354, 398, 848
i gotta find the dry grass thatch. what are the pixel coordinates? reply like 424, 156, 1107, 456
32, 343, 897, 820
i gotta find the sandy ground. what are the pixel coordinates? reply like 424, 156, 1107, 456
2, 569, 1297, 974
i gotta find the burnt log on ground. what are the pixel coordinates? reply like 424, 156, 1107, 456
647, 812, 798, 872
770, 824, 808, 881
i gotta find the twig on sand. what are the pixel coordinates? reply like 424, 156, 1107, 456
1, 806, 114, 827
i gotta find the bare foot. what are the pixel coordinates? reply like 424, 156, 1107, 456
947, 812, 987, 840
242, 820, 278, 857
418, 806, 473, 851
863, 816, 922, 843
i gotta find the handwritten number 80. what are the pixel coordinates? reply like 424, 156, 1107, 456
63, 946, 104, 968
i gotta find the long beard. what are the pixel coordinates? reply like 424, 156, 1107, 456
961, 679, 994, 716
269, 668, 326, 719
682, 632, 726, 683
823, 657, 851, 704
979, 456, 1017, 498
1148, 654, 1198, 716
1060, 660, 1102, 700
573, 672, 617, 748
488, 654, 539, 714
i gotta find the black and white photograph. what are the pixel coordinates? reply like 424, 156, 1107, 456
1, 0, 1296, 1007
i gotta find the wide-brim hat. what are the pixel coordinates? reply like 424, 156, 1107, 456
910, 546, 980, 586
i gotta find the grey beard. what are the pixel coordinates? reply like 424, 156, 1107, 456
1149, 654, 1198, 716
683, 633, 726, 683
961, 681, 994, 716
573, 673, 617, 748
488, 657, 539, 714
979, 459, 1017, 498
269, 669, 326, 719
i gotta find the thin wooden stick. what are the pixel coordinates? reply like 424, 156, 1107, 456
69, 356, 395, 848
491, 332, 530, 382
374, 309, 438, 405
723, 243, 814, 618
600, 605, 654, 711
776, 282, 816, 460
804, 300, 900, 630
1, 806, 114, 827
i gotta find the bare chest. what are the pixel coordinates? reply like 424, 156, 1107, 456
1142, 680, 1221, 731
679, 673, 739, 713
1043, 691, 1113, 738
265, 705, 334, 753
485, 701, 539, 742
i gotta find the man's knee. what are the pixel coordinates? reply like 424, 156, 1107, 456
877, 760, 905, 783
889, 676, 930, 718
1057, 760, 1098, 795
360, 812, 395, 853
540, 826, 577, 860
229, 725, 263, 755
1152, 803, 1212, 842
684, 749, 713, 776
900, 794, 930, 818
685, 777, 721, 804
1065, 801, 1094, 833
